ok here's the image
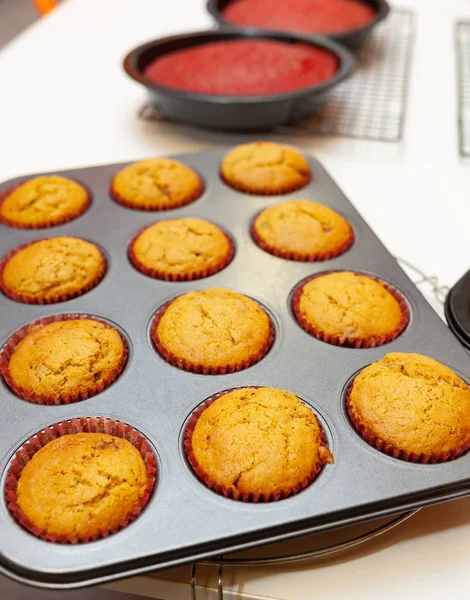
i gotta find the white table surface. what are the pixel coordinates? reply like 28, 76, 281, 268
1, 0, 470, 598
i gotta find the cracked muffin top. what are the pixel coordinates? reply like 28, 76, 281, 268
348, 353, 470, 459
153, 288, 273, 372
0, 176, 90, 229
110, 158, 203, 211
221, 141, 311, 194
6, 319, 126, 402
295, 271, 406, 346
0, 236, 106, 304
16, 433, 148, 539
190, 387, 333, 498
130, 218, 233, 280
252, 200, 353, 260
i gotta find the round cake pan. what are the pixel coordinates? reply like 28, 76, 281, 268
123, 29, 354, 131
445, 269, 470, 351
207, 0, 390, 50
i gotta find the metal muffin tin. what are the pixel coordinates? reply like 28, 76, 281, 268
0, 148, 470, 589
207, 0, 390, 49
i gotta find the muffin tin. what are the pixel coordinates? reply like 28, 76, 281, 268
1, 148, 470, 589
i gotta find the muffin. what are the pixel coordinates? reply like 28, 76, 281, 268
347, 352, 470, 462
152, 288, 274, 374
221, 142, 311, 195
129, 218, 234, 281
110, 158, 203, 211
252, 200, 353, 261
1, 316, 127, 404
0, 236, 106, 304
293, 271, 408, 347
185, 387, 333, 501
11, 430, 150, 542
0, 176, 90, 229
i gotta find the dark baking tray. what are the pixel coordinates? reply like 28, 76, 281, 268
207, 0, 390, 49
445, 269, 470, 350
1, 148, 470, 590
123, 29, 354, 131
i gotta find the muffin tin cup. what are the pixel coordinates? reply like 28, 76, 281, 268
346, 382, 470, 463
251, 218, 355, 262
150, 298, 275, 374
292, 271, 410, 348
0, 314, 128, 405
183, 387, 332, 502
109, 178, 204, 212
128, 222, 236, 281
0, 182, 91, 230
0, 238, 107, 305
4, 416, 157, 544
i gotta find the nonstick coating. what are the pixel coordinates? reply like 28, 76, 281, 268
0, 148, 469, 588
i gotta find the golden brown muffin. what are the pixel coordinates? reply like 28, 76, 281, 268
152, 288, 273, 373
348, 353, 470, 462
252, 200, 353, 260
221, 141, 311, 194
294, 271, 408, 347
187, 387, 333, 500
110, 158, 203, 211
0, 236, 106, 304
129, 218, 234, 280
16, 433, 148, 540
5, 318, 126, 403
0, 176, 90, 228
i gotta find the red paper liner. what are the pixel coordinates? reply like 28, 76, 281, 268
220, 170, 311, 196
0, 314, 128, 405
109, 176, 204, 212
251, 217, 354, 262
4, 416, 157, 543
346, 381, 470, 463
128, 221, 235, 281
292, 271, 410, 348
151, 297, 275, 374
184, 387, 332, 502
0, 237, 107, 304
0, 181, 91, 229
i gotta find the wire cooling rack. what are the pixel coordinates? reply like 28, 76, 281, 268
456, 21, 470, 156
139, 10, 415, 142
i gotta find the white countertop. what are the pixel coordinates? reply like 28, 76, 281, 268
1, 0, 470, 598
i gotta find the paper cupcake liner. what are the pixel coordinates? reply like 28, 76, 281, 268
220, 171, 311, 196
150, 298, 275, 374
346, 382, 470, 463
251, 219, 354, 262
110, 178, 204, 212
0, 314, 128, 405
0, 182, 91, 229
184, 387, 332, 502
292, 271, 410, 348
128, 223, 235, 282
5, 416, 157, 543
0, 238, 107, 305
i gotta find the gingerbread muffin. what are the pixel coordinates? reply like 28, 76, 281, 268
0, 176, 90, 229
110, 158, 203, 211
293, 271, 408, 347
1, 317, 127, 404
15, 433, 148, 541
129, 218, 234, 281
152, 288, 274, 374
252, 200, 353, 261
221, 142, 311, 195
0, 237, 106, 304
185, 387, 333, 501
347, 353, 470, 462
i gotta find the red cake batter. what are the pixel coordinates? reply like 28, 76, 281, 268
222, 0, 376, 35
144, 40, 338, 96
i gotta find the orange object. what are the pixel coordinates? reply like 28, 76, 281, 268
32, 0, 57, 16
